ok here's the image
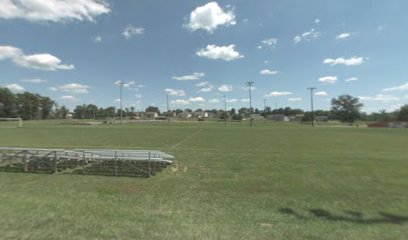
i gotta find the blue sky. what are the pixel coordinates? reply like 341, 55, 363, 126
1, 0, 408, 113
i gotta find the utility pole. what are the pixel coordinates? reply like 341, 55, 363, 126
224, 95, 227, 126
166, 94, 169, 113
247, 81, 254, 127
263, 99, 266, 111
119, 81, 124, 125
166, 93, 170, 124
307, 87, 317, 127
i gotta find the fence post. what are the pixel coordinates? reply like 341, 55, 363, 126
23, 150, 28, 172
114, 151, 118, 176
148, 152, 151, 177
53, 151, 58, 173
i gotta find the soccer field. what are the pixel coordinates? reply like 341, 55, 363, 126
0, 121, 407, 239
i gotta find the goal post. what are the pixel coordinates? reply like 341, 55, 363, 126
0, 118, 23, 128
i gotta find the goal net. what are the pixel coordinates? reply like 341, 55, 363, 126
0, 118, 23, 128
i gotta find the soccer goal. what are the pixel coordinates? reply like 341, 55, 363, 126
0, 118, 23, 128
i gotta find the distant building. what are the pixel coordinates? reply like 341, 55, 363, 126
265, 114, 285, 121
178, 112, 192, 118
316, 116, 329, 122
250, 114, 264, 120
145, 112, 158, 118
368, 122, 408, 128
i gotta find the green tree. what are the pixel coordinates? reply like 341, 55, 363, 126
331, 95, 363, 125
397, 104, 408, 121
39, 96, 55, 119
59, 106, 69, 119
145, 106, 160, 114
0, 88, 16, 117
16, 92, 41, 120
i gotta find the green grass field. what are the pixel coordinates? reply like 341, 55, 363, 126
0, 121, 407, 239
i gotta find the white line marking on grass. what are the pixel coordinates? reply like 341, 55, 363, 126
170, 129, 203, 149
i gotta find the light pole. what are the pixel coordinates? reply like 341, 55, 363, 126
247, 81, 254, 127
166, 94, 169, 113
119, 81, 124, 124
224, 95, 227, 126
307, 87, 317, 127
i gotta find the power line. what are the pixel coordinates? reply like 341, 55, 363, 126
307, 87, 317, 127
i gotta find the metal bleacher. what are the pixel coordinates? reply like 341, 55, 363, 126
0, 147, 174, 177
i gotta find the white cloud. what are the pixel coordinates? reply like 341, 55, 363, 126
208, 98, 220, 104
122, 25, 144, 39
315, 19, 320, 24
315, 91, 328, 96
226, 98, 237, 103
196, 81, 209, 87
60, 95, 76, 101
241, 98, 250, 102
48, 87, 58, 91
185, 2, 236, 32
198, 85, 213, 92
115, 80, 135, 88
93, 36, 102, 43
134, 94, 142, 99
218, 84, 233, 92
260, 69, 278, 75
294, 28, 321, 44
241, 86, 256, 91
260, 38, 278, 50
21, 78, 46, 83
345, 77, 359, 82
165, 88, 186, 96
358, 94, 399, 102
170, 99, 190, 105
114, 98, 121, 103
189, 97, 205, 102
0, 0, 110, 23
262, 38, 278, 46
58, 83, 89, 94
323, 56, 364, 66
196, 44, 244, 61
288, 97, 302, 101
0, 45, 74, 71
318, 76, 337, 84
265, 91, 292, 97
382, 82, 408, 92
172, 72, 204, 81
6, 83, 24, 93
336, 33, 351, 39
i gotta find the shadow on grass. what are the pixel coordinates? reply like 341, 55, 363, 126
278, 208, 408, 225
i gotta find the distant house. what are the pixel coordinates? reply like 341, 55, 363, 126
250, 114, 264, 120
178, 111, 192, 118
369, 122, 408, 128
316, 116, 329, 122
265, 114, 285, 121
145, 112, 158, 118
205, 111, 217, 118
194, 111, 208, 118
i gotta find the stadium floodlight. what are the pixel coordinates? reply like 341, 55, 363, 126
307, 87, 317, 127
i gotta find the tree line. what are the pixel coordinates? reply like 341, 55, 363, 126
1, 88, 407, 123
0, 87, 58, 120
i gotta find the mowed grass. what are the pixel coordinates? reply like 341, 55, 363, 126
0, 121, 407, 240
